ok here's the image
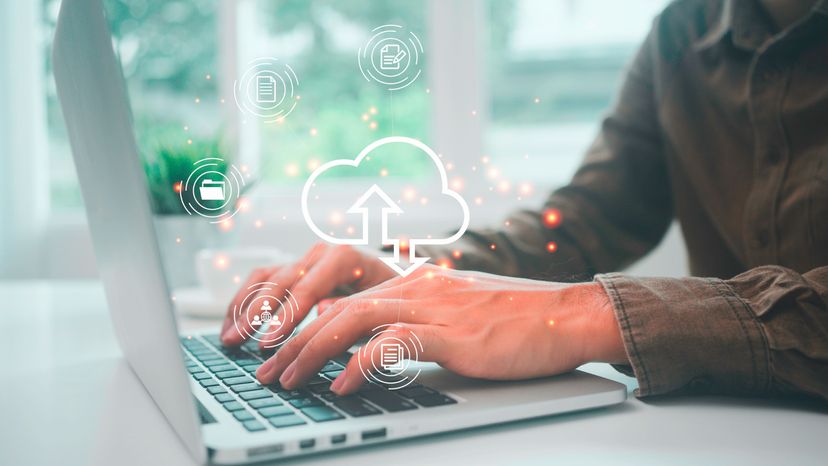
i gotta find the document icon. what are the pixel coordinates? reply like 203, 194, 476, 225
380, 44, 406, 71
380, 343, 405, 372
199, 179, 225, 201
256, 74, 276, 103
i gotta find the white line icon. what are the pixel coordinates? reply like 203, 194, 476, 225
301, 136, 470, 277
198, 179, 225, 201
255, 75, 276, 103
358, 324, 424, 389
233, 57, 299, 123
358, 24, 423, 91
380, 343, 405, 372
179, 157, 246, 224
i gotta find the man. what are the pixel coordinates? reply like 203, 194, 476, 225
222, 0, 828, 401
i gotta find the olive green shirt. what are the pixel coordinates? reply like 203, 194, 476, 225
424, 0, 828, 400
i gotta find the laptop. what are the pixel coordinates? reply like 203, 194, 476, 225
51, 0, 627, 463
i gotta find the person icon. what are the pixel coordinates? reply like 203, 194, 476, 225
251, 314, 262, 327
260, 300, 273, 324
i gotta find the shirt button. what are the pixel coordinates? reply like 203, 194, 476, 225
750, 229, 770, 249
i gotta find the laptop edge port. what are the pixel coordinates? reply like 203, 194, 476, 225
361, 428, 387, 441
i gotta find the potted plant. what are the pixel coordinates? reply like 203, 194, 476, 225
143, 137, 243, 289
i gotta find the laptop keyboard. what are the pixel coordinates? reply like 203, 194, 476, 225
181, 334, 456, 433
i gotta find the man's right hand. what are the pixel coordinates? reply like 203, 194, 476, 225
220, 243, 397, 349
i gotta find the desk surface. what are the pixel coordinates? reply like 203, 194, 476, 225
1, 281, 826, 466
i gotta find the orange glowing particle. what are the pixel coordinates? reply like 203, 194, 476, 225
542, 208, 562, 228
219, 218, 234, 231
309, 128, 318, 136
173, 182, 182, 193
437, 258, 454, 269
546, 241, 558, 253
548, 319, 556, 327
175, 237, 182, 244
400, 239, 410, 253
333, 335, 339, 340
353, 268, 363, 278
214, 255, 229, 269
426, 271, 435, 279
373, 299, 379, 305
489, 243, 497, 251
369, 121, 378, 130
299, 269, 305, 276
452, 250, 462, 259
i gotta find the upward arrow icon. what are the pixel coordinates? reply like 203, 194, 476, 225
347, 184, 429, 277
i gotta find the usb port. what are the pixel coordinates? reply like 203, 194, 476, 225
331, 434, 347, 445
299, 439, 316, 450
361, 428, 387, 441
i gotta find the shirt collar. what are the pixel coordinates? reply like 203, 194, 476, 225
694, 0, 828, 52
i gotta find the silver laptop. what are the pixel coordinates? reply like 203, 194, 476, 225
51, 0, 626, 463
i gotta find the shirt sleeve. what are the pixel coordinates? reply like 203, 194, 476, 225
418, 23, 672, 281
595, 265, 828, 401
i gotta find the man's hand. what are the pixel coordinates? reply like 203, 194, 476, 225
255, 265, 628, 395
220, 244, 397, 349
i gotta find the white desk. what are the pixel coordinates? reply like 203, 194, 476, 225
1, 281, 826, 466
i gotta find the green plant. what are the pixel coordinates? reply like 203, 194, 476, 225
144, 137, 232, 215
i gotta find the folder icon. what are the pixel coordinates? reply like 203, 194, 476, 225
199, 179, 225, 201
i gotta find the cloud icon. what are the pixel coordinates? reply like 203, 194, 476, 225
301, 136, 470, 276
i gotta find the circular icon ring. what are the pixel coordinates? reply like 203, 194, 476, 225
232, 282, 298, 348
178, 158, 246, 223
357, 323, 424, 390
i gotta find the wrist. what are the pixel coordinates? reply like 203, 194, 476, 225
575, 282, 628, 365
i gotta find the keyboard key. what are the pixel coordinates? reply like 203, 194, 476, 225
242, 420, 266, 432
233, 410, 255, 422
331, 352, 353, 366
223, 401, 245, 412
301, 405, 345, 422
258, 405, 293, 418
223, 376, 253, 386
268, 414, 306, 428
320, 361, 343, 373
396, 386, 436, 399
358, 390, 417, 412
275, 389, 312, 400
319, 392, 338, 402
230, 383, 261, 393
215, 393, 235, 403
414, 394, 457, 407
241, 364, 261, 373
203, 359, 232, 368
215, 370, 244, 379
308, 382, 332, 394
199, 379, 219, 388
207, 386, 228, 396
192, 372, 212, 380
187, 366, 204, 374
288, 397, 324, 409
195, 353, 224, 362
240, 390, 271, 401
233, 358, 259, 366
332, 396, 381, 417
248, 397, 283, 409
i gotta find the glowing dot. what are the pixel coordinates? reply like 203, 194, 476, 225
329, 211, 343, 225
474, 197, 483, 205
471, 110, 477, 116
548, 319, 556, 327
299, 269, 305, 276
285, 163, 299, 177
334, 335, 339, 340
194, 97, 200, 103
403, 188, 416, 201
309, 128, 318, 136
187, 139, 193, 145
295, 95, 301, 100
504, 220, 511, 227
205, 74, 211, 80
353, 268, 363, 278
233, 275, 241, 284
419, 197, 428, 205
240, 164, 249, 172
450, 177, 464, 191
481, 156, 490, 164
183, 125, 189, 131
489, 243, 497, 250
497, 180, 511, 193
546, 241, 558, 253
426, 88, 431, 94
373, 300, 379, 305
346, 225, 355, 235
400, 239, 410, 252
369, 106, 378, 115
542, 208, 563, 228
214, 255, 229, 269
487, 167, 500, 179
534, 97, 540, 103
219, 98, 225, 104
519, 183, 533, 195
446, 162, 454, 171
237, 197, 251, 212
254, 219, 263, 228
426, 271, 435, 279
380, 168, 388, 177
307, 159, 320, 171
219, 218, 234, 231
509, 296, 513, 301
175, 237, 182, 244
452, 250, 462, 259
171, 295, 177, 301
173, 182, 182, 193
369, 121, 378, 130
276, 117, 285, 124
437, 258, 454, 269
471, 165, 477, 172
361, 113, 369, 121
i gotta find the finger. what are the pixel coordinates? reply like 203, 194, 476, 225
317, 297, 344, 316
276, 298, 433, 389
332, 323, 446, 395
256, 246, 366, 350
221, 267, 274, 338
